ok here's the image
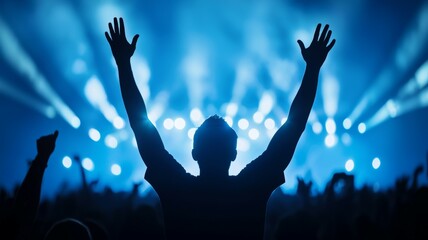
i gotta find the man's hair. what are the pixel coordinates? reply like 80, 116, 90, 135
193, 115, 237, 150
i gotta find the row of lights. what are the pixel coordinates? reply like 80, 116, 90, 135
62, 156, 122, 176
344, 157, 381, 172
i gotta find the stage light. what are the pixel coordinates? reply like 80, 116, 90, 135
111, 164, 122, 176
224, 116, 233, 127
312, 122, 322, 134
324, 134, 337, 148
226, 103, 238, 117
264, 118, 275, 130
238, 118, 249, 130
188, 127, 197, 140
163, 118, 174, 130
174, 117, 186, 130
253, 111, 264, 124
113, 116, 125, 129
343, 118, 352, 130
372, 157, 381, 170
237, 138, 250, 152
105, 135, 118, 149
258, 91, 275, 115
0, 18, 79, 128
345, 159, 354, 172
248, 128, 260, 140
62, 156, 72, 169
190, 108, 203, 124
325, 118, 336, 134
358, 123, 366, 134
82, 158, 94, 171
88, 128, 101, 142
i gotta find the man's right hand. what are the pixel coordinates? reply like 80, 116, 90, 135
105, 17, 139, 65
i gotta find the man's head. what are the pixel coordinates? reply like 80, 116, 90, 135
192, 115, 237, 176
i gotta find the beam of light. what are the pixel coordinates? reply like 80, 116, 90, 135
258, 91, 275, 116
347, 3, 428, 124
84, 75, 125, 129
321, 74, 339, 117
133, 56, 151, 100
267, 58, 297, 92
345, 159, 354, 172
62, 156, 72, 169
372, 157, 381, 170
230, 59, 256, 105
0, 78, 56, 118
148, 91, 169, 125
0, 18, 80, 128
111, 164, 122, 176
397, 60, 428, 99
82, 158, 94, 171
181, 43, 208, 108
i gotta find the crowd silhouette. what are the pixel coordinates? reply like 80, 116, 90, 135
0, 18, 427, 240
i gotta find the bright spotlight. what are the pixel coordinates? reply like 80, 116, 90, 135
324, 134, 337, 148
111, 164, 122, 176
372, 157, 381, 170
105, 135, 118, 149
70, 116, 81, 129
343, 118, 352, 130
88, 128, 101, 142
248, 128, 260, 140
190, 108, 203, 123
312, 122, 322, 134
113, 116, 125, 129
226, 103, 238, 117
163, 118, 174, 130
325, 118, 336, 134
253, 111, 264, 124
345, 159, 354, 172
187, 127, 197, 140
358, 123, 366, 134
238, 118, 249, 130
237, 138, 250, 152
258, 91, 275, 115
174, 118, 186, 130
62, 156, 72, 169
224, 116, 233, 127
82, 158, 94, 171
264, 118, 275, 130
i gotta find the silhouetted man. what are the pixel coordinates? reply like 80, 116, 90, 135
106, 18, 335, 240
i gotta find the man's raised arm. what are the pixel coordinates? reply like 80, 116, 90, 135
266, 24, 335, 171
105, 18, 165, 168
